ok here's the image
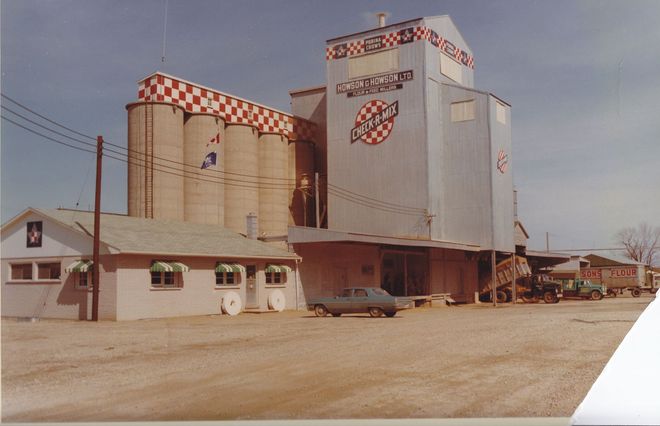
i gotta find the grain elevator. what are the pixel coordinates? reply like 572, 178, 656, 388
126, 14, 516, 303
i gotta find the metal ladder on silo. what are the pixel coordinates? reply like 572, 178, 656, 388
144, 104, 154, 218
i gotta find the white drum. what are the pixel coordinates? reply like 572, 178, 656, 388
221, 291, 242, 316
268, 289, 286, 312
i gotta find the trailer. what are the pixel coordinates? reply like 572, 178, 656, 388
580, 265, 659, 297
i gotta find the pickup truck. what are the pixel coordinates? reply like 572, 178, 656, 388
558, 279, 606, 300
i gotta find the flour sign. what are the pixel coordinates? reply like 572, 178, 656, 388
351, 99, 399, 145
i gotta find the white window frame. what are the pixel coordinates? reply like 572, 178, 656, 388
450, 100, 476, 122
496, 101, 507, 124
150, 271, 182, 289
440, 52, 463, 84
215, 271, 240, 287
76, 271, 93, 289
35, 261, 61, 282
265, 271, 286, 285
348, 48, 399, 79
9, 262, 34, 281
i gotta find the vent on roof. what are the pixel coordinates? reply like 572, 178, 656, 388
377, 12, 387, 28
246, 212, 258, 239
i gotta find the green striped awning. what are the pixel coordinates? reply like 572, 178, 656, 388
265, 264, 293, 273
215, 263, 245, 273
150, 261, 190, 273
64, 260, 93, 273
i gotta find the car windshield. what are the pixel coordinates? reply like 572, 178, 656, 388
341, 289, 352, 297
371, 288, 390, 296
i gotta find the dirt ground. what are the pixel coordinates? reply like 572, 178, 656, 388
1, 294, 652, 422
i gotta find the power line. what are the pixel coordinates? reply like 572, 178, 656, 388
1, 94, 97, 141
326, 187, 424, 216
3, 94, 296, 183
2, 94, 429, 214
2, 104, 293, 189
327, 182, 425, 212
5, 114, 426, 217
2, 105, 98, 148
1, 115, 96, 155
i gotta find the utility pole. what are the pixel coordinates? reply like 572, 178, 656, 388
546, 232, 550, 253
491, 250, 497, 307
314, 172, 320, 228
92, 136, 103, 321
511, 252, 517, 304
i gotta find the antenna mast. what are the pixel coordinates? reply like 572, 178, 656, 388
161, 0, 169, 64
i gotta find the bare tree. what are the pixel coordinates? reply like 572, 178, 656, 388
615, 223, 660, 266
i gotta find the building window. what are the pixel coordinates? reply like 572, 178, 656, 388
151, 271, 180, 288
348, 48, 399, 79
266, 272, 283, 285
496, 101, 507, 124
450, 100, 475, 122
37, 262, 61, 280
11, 263, 33, 280
440, 52, 463, 84
216, 272, 236, 286
77, 272, 93, 288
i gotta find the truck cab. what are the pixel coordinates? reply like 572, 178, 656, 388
560, 279, 606, 300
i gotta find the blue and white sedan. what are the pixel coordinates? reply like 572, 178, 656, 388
307, 287, 413, 318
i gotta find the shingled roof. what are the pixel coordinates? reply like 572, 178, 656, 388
6, 208, 299, 260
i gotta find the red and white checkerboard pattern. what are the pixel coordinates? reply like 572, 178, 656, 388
326, 25, 475, 69
137, 73, 317, 141
354, 99, 396, 145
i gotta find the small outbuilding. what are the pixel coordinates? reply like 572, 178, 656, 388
1, 208, 300, 320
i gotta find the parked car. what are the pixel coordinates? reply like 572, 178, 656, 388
307, 287, 413, 317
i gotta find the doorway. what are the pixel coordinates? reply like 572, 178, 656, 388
381, 250, 428, 296
245, 265, 258, 308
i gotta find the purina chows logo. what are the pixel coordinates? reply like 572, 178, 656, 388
351, 99, 399, 145
497, 149, 509, 174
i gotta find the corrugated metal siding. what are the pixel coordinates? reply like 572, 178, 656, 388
327, 22, 429, 238
423, 16, 475, 89
325, 16, 512, 249
488, 96, 515, 252
440, 85, 492, 247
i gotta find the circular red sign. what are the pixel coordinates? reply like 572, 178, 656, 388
353, 99, 396, 145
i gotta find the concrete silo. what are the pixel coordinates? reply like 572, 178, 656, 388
288, 140, 316, 227
183, 113, 225, 225
126, 102, 185, 221
224, 124, 259, 235
258, 133, 289, 238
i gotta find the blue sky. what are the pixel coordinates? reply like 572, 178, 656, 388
2, 0, 659, 252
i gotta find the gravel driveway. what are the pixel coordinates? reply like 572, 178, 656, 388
1, 295, 651, 421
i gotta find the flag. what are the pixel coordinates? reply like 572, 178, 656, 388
201, 152, 217, 169
207, 132, 221, 146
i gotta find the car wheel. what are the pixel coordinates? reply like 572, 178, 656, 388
331, 313, 341, 317
496, 290, 507, 303
591, 290, 602, 301
368, 307, 384, 318
385, 312, 396, 317
543, 291, 558, 304
314, 305, 328, 317
607, 289, 617, 297
631, 288, 641, 297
